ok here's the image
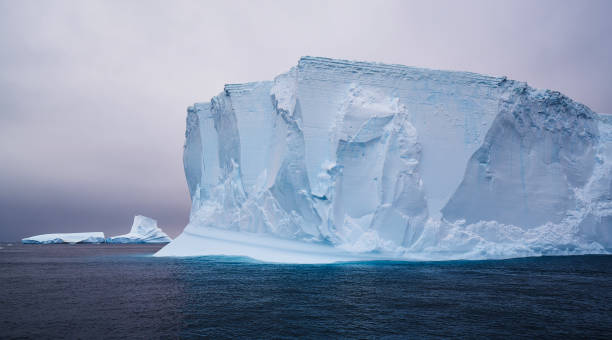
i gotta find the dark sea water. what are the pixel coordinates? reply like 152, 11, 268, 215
1, 243, 611, 339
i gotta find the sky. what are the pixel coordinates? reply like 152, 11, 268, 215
0, 0, 611, 241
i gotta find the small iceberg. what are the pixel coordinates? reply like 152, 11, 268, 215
22, 232, 106, 244
107, 215, 172, 243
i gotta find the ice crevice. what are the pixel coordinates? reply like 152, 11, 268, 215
155, 57, 611, 262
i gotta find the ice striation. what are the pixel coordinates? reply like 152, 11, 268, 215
156, 57, 611, 263
107, 215, 172, 243
22, 232, 106, 244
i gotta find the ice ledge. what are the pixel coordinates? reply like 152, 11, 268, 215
224, 81, 273, 95
154, 225, 392, 264
298, 56, 508, 86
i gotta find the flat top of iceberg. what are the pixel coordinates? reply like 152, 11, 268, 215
22, 232, 105, 244
297, 56, 507, 85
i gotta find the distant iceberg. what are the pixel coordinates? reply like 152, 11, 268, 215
22, 232, 106, 244
156, 56, 611, 263
107, 215, 172, 244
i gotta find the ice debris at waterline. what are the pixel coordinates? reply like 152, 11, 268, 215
22, 232, 106, 244
107, 215, 172, 243
155, 56, 611, 263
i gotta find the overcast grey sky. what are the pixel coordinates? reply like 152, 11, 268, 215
1, 0, 611, 241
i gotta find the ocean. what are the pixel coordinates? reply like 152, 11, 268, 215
1, 243, 611, 339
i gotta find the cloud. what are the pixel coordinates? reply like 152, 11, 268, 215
1, 0, 611, 240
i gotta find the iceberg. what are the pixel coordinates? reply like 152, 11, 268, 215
22, 232, 106, 244
156, 57, 611, 263
107, 215, 172, 243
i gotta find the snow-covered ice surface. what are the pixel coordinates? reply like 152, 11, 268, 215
156, 57, 611, 263
22, 232, 106, 244
107, 215, 172, 244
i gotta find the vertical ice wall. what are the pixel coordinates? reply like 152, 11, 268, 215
578, 114, 612, 248
295, 57, 507, 220
224, 82, 276, 194
443, 87, 598, 227
183, 104, 204, 201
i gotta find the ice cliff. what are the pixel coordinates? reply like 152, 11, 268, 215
156, 57, 611, 263
22, 232, 106, 244
107, 215, 172, 243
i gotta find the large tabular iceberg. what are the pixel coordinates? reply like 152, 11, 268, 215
22, 232, 106, 244
107, 215, 172, 243
156, 57, 611, 263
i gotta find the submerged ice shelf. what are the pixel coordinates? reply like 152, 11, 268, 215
156, 57, 611, 263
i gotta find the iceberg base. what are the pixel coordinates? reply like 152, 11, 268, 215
153, 225, 393, 264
